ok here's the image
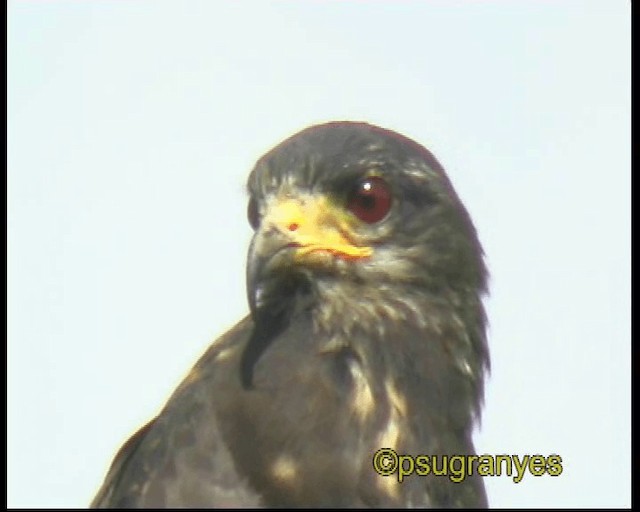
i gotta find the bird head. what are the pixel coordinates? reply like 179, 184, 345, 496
242, 122, 489, 415
246, 122, 486, 317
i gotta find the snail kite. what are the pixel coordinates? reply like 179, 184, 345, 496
92, 122, 490, 507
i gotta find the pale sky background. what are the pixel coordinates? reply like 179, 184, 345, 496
7, 0, 630, 508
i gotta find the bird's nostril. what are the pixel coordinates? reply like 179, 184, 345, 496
288, 223, 299, 232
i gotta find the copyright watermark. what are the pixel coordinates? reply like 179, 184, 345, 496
372, 448, 563, 484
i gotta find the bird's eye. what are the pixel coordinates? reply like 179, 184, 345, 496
347, 176, 392, 224
247, 197, 260, 229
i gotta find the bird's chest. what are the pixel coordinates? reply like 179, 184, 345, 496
218, 317, 432, 506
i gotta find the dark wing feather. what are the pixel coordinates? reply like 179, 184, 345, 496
91, 317, 262, 508
91, 419, 156, 507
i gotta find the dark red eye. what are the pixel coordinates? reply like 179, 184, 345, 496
347, 176, 392, 224
247, 197, 260, 229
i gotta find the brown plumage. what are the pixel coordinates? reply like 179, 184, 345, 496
92, 122, 490, 507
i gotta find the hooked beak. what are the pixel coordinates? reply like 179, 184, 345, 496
246, 194, 372, 317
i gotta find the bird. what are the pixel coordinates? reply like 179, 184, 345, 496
91, 121, 490, 508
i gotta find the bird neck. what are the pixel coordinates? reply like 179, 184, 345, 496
311, 278, 488, 431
